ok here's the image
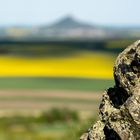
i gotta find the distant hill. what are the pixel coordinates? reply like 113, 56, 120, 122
35, 16, 107, 39
0, 16, 140, 41
43, 16, 93, 29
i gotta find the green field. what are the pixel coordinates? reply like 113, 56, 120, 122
0, 77, 108, 139
0, 77, 114, 91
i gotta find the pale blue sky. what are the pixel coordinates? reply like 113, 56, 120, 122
0, 0, 140, 26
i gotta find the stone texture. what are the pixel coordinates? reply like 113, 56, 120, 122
80, 40, 140, 140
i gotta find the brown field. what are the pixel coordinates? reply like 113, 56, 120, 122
0, 89, 102, 116
0, 90, 102, 100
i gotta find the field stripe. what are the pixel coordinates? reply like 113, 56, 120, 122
0, 101, 99, 111
0, 51, 115, 78
0, 97, 100, 104
0, 89, 102, 100
0, 89, 101, 112
0, 77, 114, 91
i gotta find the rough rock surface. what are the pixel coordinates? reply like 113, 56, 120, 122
80, 40, 140, 140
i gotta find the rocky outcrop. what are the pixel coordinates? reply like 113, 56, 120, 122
80, 40, 140, 140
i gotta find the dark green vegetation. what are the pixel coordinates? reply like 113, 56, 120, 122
0, 39, 135, 56
0, 77, 114, 91
0, 108, 79, 125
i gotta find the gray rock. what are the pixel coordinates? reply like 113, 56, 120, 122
80, 40, 140, 140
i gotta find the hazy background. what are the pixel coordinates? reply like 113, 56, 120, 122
1, 0, 140, 26
0, 0, 139, 140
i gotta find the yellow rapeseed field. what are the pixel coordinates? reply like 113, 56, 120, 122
0, 51, 115, 79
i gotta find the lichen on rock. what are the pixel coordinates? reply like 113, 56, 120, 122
80, 40, 140, 140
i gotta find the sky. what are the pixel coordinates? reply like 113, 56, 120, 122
0, 0, 140, 26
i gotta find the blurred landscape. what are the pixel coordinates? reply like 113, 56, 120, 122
1, 16, 140, 40
0, 14, 139, 140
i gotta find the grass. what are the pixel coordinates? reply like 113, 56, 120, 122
0, 108, 98, 140
0, 96, 100, 104
106, 39, 135, 49
0, 123, 69, 140
0, 74, 112, 139
0, 108, 81, 140
0, 77, 114, 91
